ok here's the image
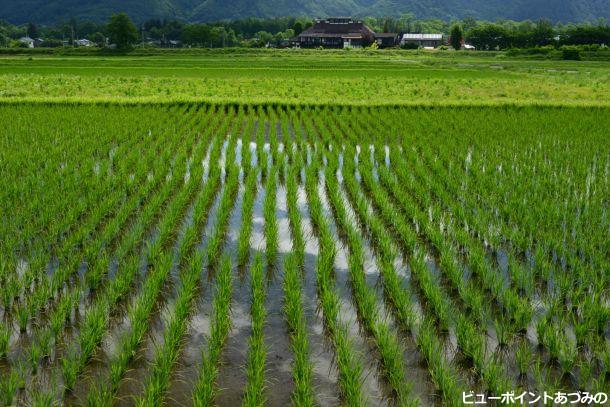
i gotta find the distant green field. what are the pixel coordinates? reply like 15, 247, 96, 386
1, 49, 609, 105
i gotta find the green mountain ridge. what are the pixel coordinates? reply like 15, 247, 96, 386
1, 0, 608, 24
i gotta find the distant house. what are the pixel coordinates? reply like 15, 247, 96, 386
401, 33, 444, 48
19, 37, 35, 48
74, 39, 94, 47
375, 33, 399, 48
295, 17, 376, 48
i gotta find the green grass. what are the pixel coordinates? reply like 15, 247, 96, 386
0, 50, 609, 105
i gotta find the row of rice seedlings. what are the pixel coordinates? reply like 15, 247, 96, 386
237, 167, 259, 267
84, 139, 226, 405
242, 254, 267, 406
402, 145, 583, 385
354, 155, 516, 394
336, 149, 473, 404
60, 134, 214, 399
5, 105, 192, 253
285, 157, 305, 269
0, 114, 201, 399
264, 165, 279, 269
303, 159, 363, 405
0, 105, 160, 292
395, 147, 533, 334
417, 143, 607, 367
282, 253, 314, 406
135, 159, 240, 405
206, 139, 240, 267
241, 118, 255, 177
323, 156, 416, 407
1, 121, 202, 405
6, 105, 199, 315
255, 110, 268, 179
6, 106, 202, 336
192, 255, 234, 406
282, 159, 314, 405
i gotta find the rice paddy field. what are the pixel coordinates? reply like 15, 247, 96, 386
0, 50, 610, 105
0, 51, 609, 406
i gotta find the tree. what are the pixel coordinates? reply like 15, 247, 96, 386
91, 32, 106, 46
293, 21, 303, 36
462, 17, 478, 32
450, 24, 464, 50
106, 13, 138, 49
182, 24, 212, 46
467, 24, 509, 50
531, 19, 554, 46
27, 22, 39, 38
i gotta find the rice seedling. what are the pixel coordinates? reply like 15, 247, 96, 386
237, 167, 259, 267
0, 324, 9, 358
282, 253, 314, 406
263, 166, 279, 269
243, 254, 268, 407
192, 256, 234, 406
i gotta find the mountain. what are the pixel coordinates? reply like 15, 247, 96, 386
1, 0, 609, 24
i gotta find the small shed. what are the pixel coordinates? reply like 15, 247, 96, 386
375, 33, 399, 48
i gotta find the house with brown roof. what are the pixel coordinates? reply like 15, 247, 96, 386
295, 17, 392, 49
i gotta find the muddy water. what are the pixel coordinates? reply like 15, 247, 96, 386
255, 184, 295, 406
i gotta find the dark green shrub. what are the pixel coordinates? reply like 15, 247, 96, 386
562, 47, 581, 60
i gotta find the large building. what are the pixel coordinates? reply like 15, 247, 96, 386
400, 33, 444, 48
295, 18, 383, 48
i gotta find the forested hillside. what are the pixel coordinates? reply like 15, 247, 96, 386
1, 0, 608, 24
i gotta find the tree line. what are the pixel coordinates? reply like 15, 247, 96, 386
1, 13, 608, 50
